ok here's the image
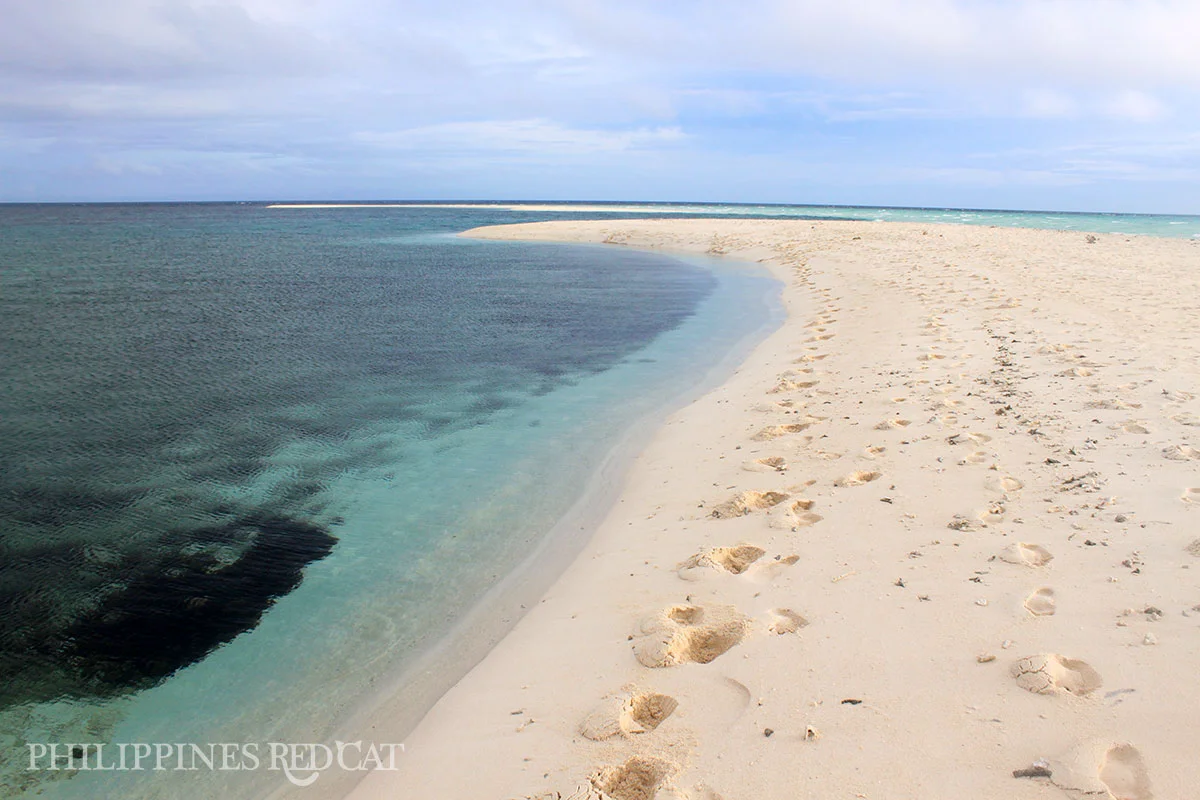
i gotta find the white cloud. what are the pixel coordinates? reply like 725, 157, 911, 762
1020, 89, 1078, 120
1102, 90, 1166, 122
355, 119, 685, 155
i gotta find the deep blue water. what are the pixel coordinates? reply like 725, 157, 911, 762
0, 203, 781, 798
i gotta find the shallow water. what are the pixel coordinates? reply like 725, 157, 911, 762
382, 201, 1200, 239
0, 204, 781, 797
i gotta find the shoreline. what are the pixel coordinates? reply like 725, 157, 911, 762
345, 218, 1199, 799
268, 248, 784, 800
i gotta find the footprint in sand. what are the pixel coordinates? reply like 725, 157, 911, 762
769, 378, 820, 393
1039, 741, 1153, 800
1011, 654, 1102, 696
579, 690, 679, 741
976, 501, 1006, 524
1162, 444, 1200, 461
745, 456, 788, 473
787, 499, 823, 530
1182, 488, 1200, 505
1024, 587, 1057, 616
1185, 539, 1200, 557
988, 475, 1024, 493
753, 421, 818, 441
918, 352, 946, 362
710, 491, 790, 519
961, 450, 989, 465
678, 544, 766, 576
999, 542, 1054, 567
1171, 412, 1200, 427
1097, 744, 1154, 800
767, 608, 808, 635
632, 604, 750, 667
835, 470, 881, 487
1121, 421, 1151, 435
794, 353, 828, 363
874, 418, 912, 431
677, 545, 799, 581
588, 756, 676, 800
864, 445, 886, 458
1059, 366, 1094, 377
946, 431, 992, 446
1087, 398, 1142, 411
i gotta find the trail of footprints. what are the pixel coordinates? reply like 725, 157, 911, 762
521, 282, 1159, 799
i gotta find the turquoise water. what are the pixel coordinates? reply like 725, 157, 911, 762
393, 201, 1200, 239
0, 204, 781, 797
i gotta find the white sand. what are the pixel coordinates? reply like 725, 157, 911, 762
344, 219, 1200, 800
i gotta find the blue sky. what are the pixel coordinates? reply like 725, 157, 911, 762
2, 0, 1198, 212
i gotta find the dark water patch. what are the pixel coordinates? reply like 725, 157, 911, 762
0, 514, 336, 709
0, 203, 715, 714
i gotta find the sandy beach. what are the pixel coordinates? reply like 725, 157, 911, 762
346, 218, 1199, 800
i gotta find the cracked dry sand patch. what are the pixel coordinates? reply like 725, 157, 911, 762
1024, 587, 1057, 616
709, 491, 790, 519
579, 691, 679, 741
677, 544, 766, 576
1011, 654, 1102, 696
999, 542, 1054, 567
633, 604, 750, 667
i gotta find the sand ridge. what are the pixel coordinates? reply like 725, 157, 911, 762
343, 219, 1200, 799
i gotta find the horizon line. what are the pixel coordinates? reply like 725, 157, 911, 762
1, 199, 1198, 218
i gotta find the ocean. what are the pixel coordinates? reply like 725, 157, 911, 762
0, 203, 781, 798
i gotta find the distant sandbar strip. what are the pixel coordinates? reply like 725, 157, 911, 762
266, 203, 702, 213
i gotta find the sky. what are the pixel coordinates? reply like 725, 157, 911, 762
1, 0, 1199, 212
